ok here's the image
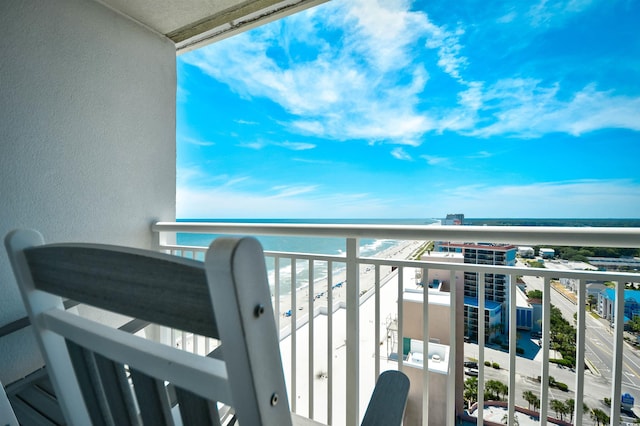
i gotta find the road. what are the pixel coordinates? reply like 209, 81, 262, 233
517, 264, 640, 419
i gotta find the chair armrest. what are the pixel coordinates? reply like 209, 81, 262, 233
360, 370, 410, 426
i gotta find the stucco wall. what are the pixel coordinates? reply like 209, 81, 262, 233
0, 0, 176, 384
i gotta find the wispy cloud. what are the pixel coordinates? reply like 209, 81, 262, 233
278, 141, 316, 150
467, 151, 493, 159
391, 147, 412, 161
181, 0, 446, 144
462, 81, 640, 138
436, 179, 640, 217
238, 141, 267, 150
420, 155, 449, 166
269, 184, 318, 198
528, 0, 596, 28
177, 185, 399, 218
180, 0, 639, 145
180, 136, 215, 147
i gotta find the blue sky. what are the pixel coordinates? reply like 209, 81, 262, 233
176, 0, 640, 219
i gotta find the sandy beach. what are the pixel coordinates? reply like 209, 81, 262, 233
276, 239, 427, 333
277, 239, 427, 425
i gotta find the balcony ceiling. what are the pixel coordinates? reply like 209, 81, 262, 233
100, 0, 327, 53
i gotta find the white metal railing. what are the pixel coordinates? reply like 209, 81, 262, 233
152, 222, 640, 426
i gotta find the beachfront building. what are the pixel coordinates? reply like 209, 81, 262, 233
401, 288, 464, 425
434, 242, 517, 341
442, 213, 465, 225
539, 248, 556, 259
419, 251, 465, 291
597, 288, 640, 325
517, 246, 535, 258
587, 256, 640, 272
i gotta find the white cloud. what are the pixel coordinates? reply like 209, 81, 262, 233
180, 0, 451, 144
424, 24, 468, 82
434, 179, 640, 218
528, 0, 596, 28
420, 155, 448, 166
448, 80, 640, 138
238, 141, 267, 150
178, 179, 640, 218
180, 0, 639, 144
278, 141, 316, 150
391, 147, 412, 161
177, 185, 400, 218
269, 185, 318, 198
180, 136, 215, 146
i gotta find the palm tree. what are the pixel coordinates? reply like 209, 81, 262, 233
522, 390, 536, 410
498, 381, 508, 400
590, 408, 610, 425
533, 395, 541, 412
551, 399, 565, 420
565, 398, 575, 423
464, 377, 478, 407
522, 391, 535, 410
485, 380, 506, 401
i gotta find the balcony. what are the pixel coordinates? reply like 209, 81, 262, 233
143, 221, 640, 425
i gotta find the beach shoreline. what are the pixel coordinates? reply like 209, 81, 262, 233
276, 239, 427, 331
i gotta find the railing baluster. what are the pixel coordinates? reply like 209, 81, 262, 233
327, 260, 333, 425
574, 278, 585, 426
345, 238, 359, 426
308, 260, 314, 419
397, 265, 404, 377
422, 267, 429, 426
374, 264, 381, 382
291, 256, 297, 413
540, 277, 551, 425
611, 280, 624, 425
274, 256, 280, 333
508, 273, 517, 425
447, 269, 456, 426
477, 273, 485, 426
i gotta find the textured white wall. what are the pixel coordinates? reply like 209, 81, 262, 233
0, 0, 176, 384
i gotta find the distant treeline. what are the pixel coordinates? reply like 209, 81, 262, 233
464, 218, 640, 228
534, 246, 639, 261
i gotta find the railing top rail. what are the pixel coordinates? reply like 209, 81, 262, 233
153, 221, 640, 248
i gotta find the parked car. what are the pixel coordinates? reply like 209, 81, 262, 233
464, 361, 478, 369
464, 367, 479, 376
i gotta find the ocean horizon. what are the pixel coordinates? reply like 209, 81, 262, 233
175, 217, 640, 296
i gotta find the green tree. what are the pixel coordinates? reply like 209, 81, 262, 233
527, 289, 543, 299
590, 408, 610, 425
522, 390, 536, 410
551, 399, 566, 421
464, 377, 478, 407
565, 398, 575, 424
485, 380, 507, 401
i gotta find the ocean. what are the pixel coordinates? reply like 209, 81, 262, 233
176, 218, 438, 295
175, 217, 640, 295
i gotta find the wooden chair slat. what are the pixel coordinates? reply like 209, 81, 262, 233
129, 369, 174, 426
175, 387, 222, 426
24, 245, 217, 338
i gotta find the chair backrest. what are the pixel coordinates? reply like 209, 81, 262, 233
4, 229, 292, 426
